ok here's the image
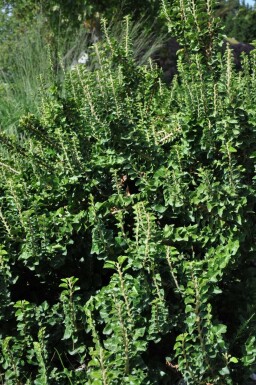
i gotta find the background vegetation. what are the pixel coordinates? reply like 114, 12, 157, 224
0, 0, 256, 384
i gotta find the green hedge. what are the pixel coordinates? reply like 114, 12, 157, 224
0, 2, 256, 384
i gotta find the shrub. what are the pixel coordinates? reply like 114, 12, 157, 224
0, 2, 256, 384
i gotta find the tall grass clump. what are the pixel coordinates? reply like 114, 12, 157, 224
0, 1, 256, 385
0, 19, 54, 134
0, 16, 89, 135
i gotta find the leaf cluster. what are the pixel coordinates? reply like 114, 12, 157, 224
0, 3, 256, 385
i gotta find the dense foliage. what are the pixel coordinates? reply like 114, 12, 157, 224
1, 0, 256, 135
1, 0, 256, 77
217, 0, 256, 42
0, 0, 166, 134
0, 1, 256, 385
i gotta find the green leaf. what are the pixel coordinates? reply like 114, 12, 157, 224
219, 366, 230, 376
